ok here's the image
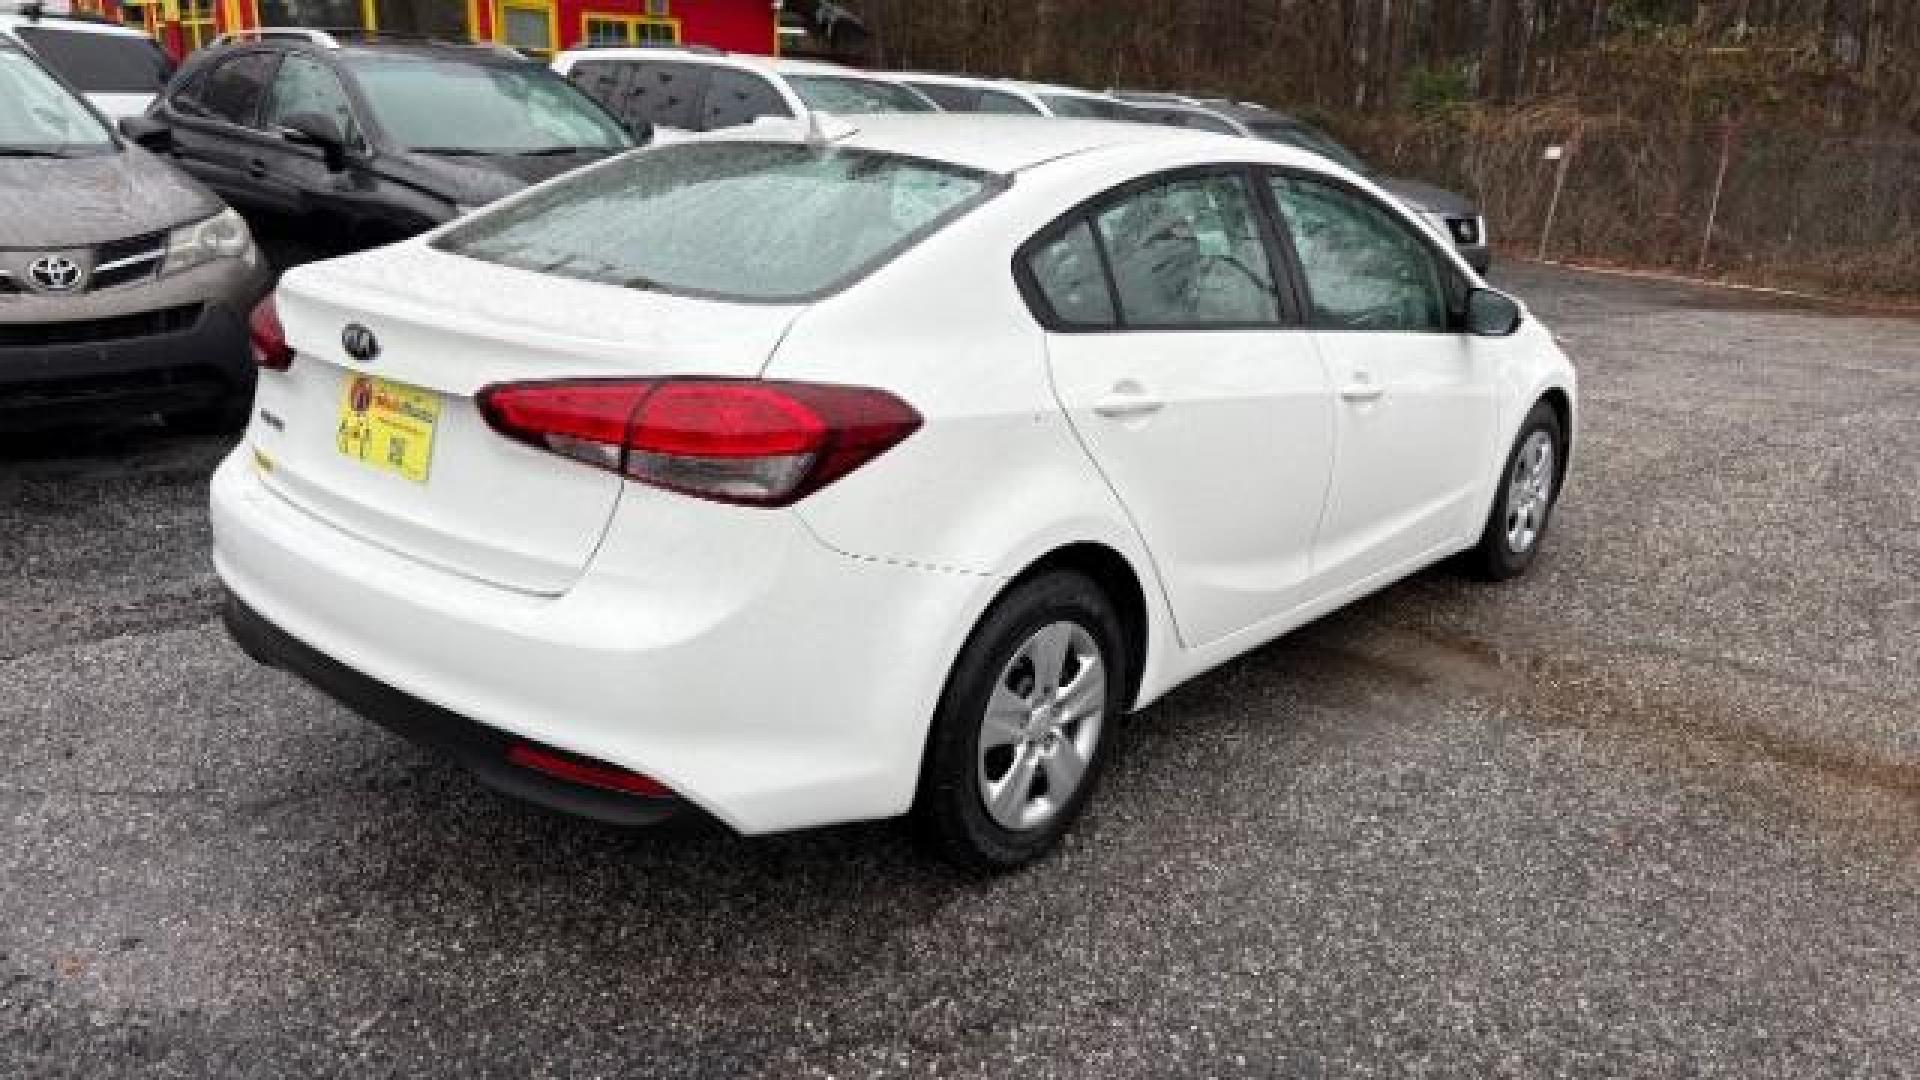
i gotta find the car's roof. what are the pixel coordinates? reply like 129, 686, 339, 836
214, 31, 528, 65
806, 113, 1238, 175
556, 46, 902, 81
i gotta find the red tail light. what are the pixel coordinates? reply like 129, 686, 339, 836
248, 295, 292, 371
477, 379, 922, 507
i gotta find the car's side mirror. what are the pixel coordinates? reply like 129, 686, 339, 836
119, 115, 173, 154
279, 112, 350, 171
624, 118, 654, 146
1466, 287, 1523, 337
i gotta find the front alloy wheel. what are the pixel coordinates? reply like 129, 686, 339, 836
1467, 399, 1565, 580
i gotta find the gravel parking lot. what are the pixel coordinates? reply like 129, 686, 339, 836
3, 263, 1918, 1077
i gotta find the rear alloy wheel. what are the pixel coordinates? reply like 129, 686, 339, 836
1467, 400, 1565, 581
915, 571, 1123, 872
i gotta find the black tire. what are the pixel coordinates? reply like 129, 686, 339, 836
913, 570, 1126, 874
1465, 400, 1565, 581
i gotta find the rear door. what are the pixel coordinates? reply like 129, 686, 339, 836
164, 49, 285, 215
1264, 170, 1499, 587
254, 245, 803, 594
1032, 167, 1337, 647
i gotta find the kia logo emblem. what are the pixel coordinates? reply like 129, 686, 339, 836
342, 323, 379, 362
27, 255, 84, 294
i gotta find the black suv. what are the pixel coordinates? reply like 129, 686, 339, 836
125, 32, 637, 263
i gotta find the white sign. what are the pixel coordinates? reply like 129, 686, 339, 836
1544, 145, 1565, 161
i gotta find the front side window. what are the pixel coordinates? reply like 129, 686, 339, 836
903, 82, 975, 111
347, 56, 630, 154
194, 52, 280, 128
12, 27, 173, 95
702, 69, 791, 130
785, 74, 936, 115
976, 88, 1042, 115
262, 54, 360, 148
1270, 175, 1449, 332
437, 142, 997, 302
568, 59, 705, 131
1094, 172, 1280, 327
0, 46, 113, 155
1250, 121, 1371, 174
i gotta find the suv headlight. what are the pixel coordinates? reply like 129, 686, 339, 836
162, 208, 256, 276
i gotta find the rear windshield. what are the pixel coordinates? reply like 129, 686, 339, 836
436, 141, 1000, 302
786, 74, 936, 115
13, 26, 172, 94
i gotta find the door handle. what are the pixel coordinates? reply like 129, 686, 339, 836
1093, 384, 1164, 419
1339, 377, 1385, 403
247, 159, 269, 178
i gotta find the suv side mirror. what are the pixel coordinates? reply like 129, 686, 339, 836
279, 112, 349, 171
119, 115, 173, 154
1466, 287, 1523, 337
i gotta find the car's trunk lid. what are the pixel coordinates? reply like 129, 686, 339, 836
250, 244, 801, 594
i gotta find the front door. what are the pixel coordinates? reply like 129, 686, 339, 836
1036, 169, 1337, 647
1266, 172, 1500, 588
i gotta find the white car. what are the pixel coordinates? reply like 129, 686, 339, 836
212, 116, 1575, 871
895, 73, 1138, 122
0, 6, 173, 122
551, 46, 937, 141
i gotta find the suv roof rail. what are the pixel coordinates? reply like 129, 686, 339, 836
574, 39, 725, 56
213, 26, 341, 49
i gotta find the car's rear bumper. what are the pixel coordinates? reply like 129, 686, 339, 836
210, 448, 995, 835
223, 589, 690, 827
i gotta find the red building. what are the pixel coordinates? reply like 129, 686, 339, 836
98, 0, 784, 61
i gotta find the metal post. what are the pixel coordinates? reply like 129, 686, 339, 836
1697, 119, 1736, 276
1537, 127, 1577, 262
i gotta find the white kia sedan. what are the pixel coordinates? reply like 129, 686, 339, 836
212, 116, 1574, 871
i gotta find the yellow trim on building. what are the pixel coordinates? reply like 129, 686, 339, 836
466, 0, 482, 41
579, 10, 680, 47
360, 0, 377, 33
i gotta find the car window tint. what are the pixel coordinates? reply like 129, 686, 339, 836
437, 142, 995, 302
569, 59, 705, 131
1025, 219, 1115, 327
197, 52, 279, 128
976, 88, 1041, 115
702, 69, 790, 130
785, 75, 935, 114
1269, 175, 1447, 332
13, 27, 172, 94
1177, 110, 1239, 135
348, 56, 629, 153
1040, 94, 1128, 121
262, 54, 360, 147
905, 83, 976, 111
1093, 172, 1280, 327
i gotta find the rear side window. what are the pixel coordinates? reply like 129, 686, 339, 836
14, 27, 172, 94
569, 59, 706, 131
196, 52, 279, 128
702, 69, 791, 130
1025, 220, 1114, 327
437, 142, 999, 302
785, 75, 936, 114
905, 83, 974, 111
1095, 173, 1280, 327
977, 88, 1041, 115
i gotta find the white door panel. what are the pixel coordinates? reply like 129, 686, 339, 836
1310, 333, 1495, 584
1048, 330, 1335, 646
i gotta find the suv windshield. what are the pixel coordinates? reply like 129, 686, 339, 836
0, 45, 112, 156
344, 55, 631, 154
786, 75, 936, 115
437, 141, 997, 302
13, 26, 172, 94
1250, 121, 1372, 174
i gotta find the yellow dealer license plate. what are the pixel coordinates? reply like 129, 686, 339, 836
336, 374, 441, 484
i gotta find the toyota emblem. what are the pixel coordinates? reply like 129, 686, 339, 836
27, 255, 84, 294
342, 323, 380, 363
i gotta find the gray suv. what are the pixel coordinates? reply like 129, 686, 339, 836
0, 31, 270, 432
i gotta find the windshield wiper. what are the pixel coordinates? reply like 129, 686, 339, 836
0, 147, 69, 159
511, 146, 596, 157
410, 147, 493, 157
